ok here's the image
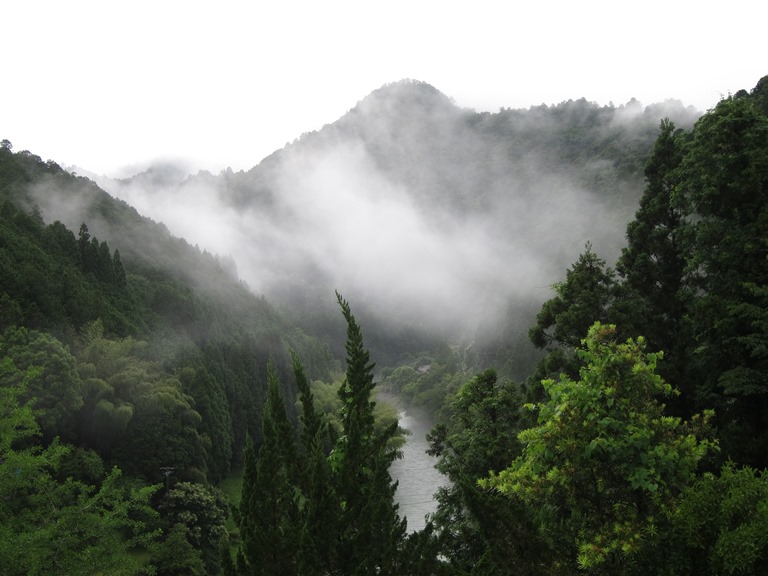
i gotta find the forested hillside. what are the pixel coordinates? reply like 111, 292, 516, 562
426, 75, 768, 575
94, 80, 700, 375
0, 142, 337, 573
2, 74, 768, 575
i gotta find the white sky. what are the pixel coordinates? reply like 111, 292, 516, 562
2, 0, 765, 177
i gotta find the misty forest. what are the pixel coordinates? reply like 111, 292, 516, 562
2, 74, 768, 575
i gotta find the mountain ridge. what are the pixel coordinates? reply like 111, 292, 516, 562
84, 80, 700, 370
8, 79, 705, 369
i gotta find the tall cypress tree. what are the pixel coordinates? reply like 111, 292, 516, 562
238, 363, 300, 576
292, 351, 339, 575
239, 297, 410, 575
677, 93, 768, 467
615, 119, 693, 414
236, 435, 257, 574
332, 292, 406, 575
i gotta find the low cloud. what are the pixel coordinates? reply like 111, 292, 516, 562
66, 83, 700, 344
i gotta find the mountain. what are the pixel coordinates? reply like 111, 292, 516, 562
96, 79, 700, 370
3, 73, 768, 576
0, 142, 340, 478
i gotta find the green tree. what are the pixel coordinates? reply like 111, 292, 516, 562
0, 357, 159, 575
665, 463, 768, 575
180, 365, 234, 483
427, 369, 550, 575
528, 244, 619, 388
530, 245, 618, 352
112, 379, 208, 482
75, 327, 208, 480
150, 523, 207, 576
0, 326, 83, 440
292, 351, 340, 575
331, 292, 407, 575
616, 119, 691, 407
238, 363, 301, 576
677, 94, 768, 467
158, 481, 230, 574
113, 248, 127, 287
484, 323, 715, 574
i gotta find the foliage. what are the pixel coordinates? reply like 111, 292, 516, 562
150, 522, 207, 576
484, 323, 715, 573
236, 294, 414, 575
530, 244, 618, 352
427, 369, 550, 575
379, 345, 470, 419
158, 481, 230, 574
675, 93, 768, 467
2, 75, 768, 575
0, 326, 83, 440
238, 364, 301, 576
0, 357, 160, 575
527, 243, 622, 392
330, 292, 407, 574
614, 119, 693, 415
665, 463, 768, 575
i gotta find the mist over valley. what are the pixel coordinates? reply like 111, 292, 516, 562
72, 80, 700, 368
4, 73, 768, 575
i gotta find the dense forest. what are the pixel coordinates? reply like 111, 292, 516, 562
1, 73, 767, 575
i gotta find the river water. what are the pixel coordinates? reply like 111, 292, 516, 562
389, 405, 449, 532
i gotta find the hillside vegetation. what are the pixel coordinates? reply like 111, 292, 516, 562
1, 74, 767, 574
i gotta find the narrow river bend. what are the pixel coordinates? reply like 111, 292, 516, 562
389, 405, 449, 532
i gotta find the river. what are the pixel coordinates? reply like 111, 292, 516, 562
389, 404, 449, 532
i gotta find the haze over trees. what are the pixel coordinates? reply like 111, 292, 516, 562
88, 80, 700, 370
1, 74, 767, 574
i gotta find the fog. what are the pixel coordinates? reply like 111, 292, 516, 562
70, 81, 699, 344
94, 143, 590, 337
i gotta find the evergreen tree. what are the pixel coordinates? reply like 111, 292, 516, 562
331, 292, 407, 575
427, 370, 550, 575
181, 366, 234, 483
113, 248, 127, 287
677, 94, 768, 467
530, 244, 617, 352
616, 119, 693, 413
78, 223, 92, 271
292, 351, 340, 575
238, 363, 300, 576
528, 243, 619, 388
236, 435, 258, 573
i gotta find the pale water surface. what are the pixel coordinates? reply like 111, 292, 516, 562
390, 407, 449, 532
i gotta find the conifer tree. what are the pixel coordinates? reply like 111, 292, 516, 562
238, 363, 300, 576
528, 244, 619, 387
331, 292, 406, 575
236, 435, 257, 573
616, 119, 693, 413
113, 248, 127, 287
677, 94, 768, 467
292, 351, 340, 575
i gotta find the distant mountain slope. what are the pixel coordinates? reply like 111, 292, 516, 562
95, 79, 701, 367
0, 142, 333, 376
0, 142, 344, 487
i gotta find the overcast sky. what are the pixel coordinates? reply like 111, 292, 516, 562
2, 0, 765, 177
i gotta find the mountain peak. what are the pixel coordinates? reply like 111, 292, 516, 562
369, 78, 448, 99
335, 79, 458, 126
